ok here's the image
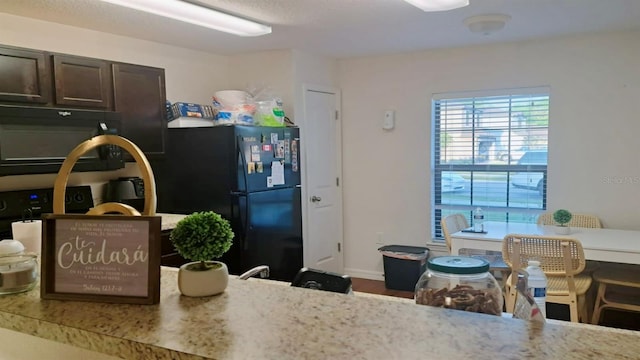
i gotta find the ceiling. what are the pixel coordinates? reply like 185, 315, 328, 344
2, 0, 640, 58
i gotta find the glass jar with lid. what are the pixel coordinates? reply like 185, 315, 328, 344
0, 239, 37, 295
415, 256, 503, 316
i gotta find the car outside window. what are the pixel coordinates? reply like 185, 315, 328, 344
518, 151, 548, 165
510, 151, 548, 195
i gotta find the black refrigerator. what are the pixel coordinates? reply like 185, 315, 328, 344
157, 125, 302, 282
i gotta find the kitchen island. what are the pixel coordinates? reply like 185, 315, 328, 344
0, 267, 639, 359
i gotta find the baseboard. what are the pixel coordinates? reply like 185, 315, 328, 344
344, 268, 385, 281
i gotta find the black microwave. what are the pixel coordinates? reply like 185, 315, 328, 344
0, 105, 124, 176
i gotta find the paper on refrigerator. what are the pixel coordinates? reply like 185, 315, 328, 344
267, 161, 285, 187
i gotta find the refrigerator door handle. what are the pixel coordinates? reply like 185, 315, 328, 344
237, 135, 250, 193
236, 134, 254, 251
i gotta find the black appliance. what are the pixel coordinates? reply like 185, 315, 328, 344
104, 176, 145, 211
0, 105, 123, 176
0, 186, 94, 239
156, 125, 302, 282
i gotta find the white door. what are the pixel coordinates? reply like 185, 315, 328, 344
301, 85, 343, 273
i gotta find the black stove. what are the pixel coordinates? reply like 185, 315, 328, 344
0, 186, 94, 239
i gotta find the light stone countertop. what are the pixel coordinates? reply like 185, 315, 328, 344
0, 267, 639, 360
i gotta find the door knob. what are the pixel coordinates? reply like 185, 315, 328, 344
311, 196, 322, 203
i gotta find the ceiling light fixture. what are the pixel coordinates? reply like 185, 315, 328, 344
403, 0, 469, 12
464, 14, 511, 35
99, 0, 272, 37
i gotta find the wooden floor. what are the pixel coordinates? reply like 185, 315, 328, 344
351, 277, 414, 299
351, 277, 640, 331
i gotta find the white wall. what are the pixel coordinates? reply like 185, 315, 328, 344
227, 50, 294, 117
226, 49, 340, 122
291, 50, 339, 121
337, 30, 640, 279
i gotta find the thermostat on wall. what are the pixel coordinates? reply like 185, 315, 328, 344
383, 110, 395, 130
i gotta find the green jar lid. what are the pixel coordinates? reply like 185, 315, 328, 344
427, 256, 490, 274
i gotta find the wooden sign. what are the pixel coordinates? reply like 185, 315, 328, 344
41, 214, 161, 304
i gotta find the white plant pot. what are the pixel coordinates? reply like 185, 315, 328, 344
178, 261, 229, 297
555, 226, 571, 235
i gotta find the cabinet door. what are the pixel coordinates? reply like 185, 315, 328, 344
0, 46, 51, 104
113, 63, 167, 159
52, 54, 112, 109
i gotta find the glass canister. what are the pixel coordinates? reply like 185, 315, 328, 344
415, 256, 503, 316
0, 254, 38, 295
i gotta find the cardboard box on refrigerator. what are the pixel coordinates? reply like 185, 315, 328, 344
168, 117, 216, 128
172, 102, 205, 118
171, 103, 215, 118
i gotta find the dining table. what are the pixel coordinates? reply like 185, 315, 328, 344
451, 221, 640, 265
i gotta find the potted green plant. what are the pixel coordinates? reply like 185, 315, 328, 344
553, 209, 573, 234
170, 211, 234, 297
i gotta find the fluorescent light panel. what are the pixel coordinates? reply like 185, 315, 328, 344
99, 0, 271, 36
404, 0, 469, 12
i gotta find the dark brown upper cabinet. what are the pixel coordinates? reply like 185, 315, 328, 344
52, 54, 112, 109
0, 45, 51, 104
0, 44, 167, 161
113, 63, 167, 159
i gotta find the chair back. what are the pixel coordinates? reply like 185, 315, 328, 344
536, 213, 602, 228
441, 213, 469, 253
502, 234, 586, 276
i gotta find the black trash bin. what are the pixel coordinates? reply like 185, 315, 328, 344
378, 245, 429, 292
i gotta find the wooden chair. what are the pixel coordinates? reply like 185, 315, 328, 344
441, 213, 468, 253
441, 213, 510, 283
536, 212, 602, 228
591, 264, 640, 325
537, 212, 602, 276
502, 234, 592, 323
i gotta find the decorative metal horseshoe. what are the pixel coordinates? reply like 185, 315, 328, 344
52, 135, 157, 216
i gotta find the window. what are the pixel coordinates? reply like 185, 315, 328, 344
432, 88, 549, 240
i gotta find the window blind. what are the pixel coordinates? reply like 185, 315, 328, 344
433, 89, 549, 239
